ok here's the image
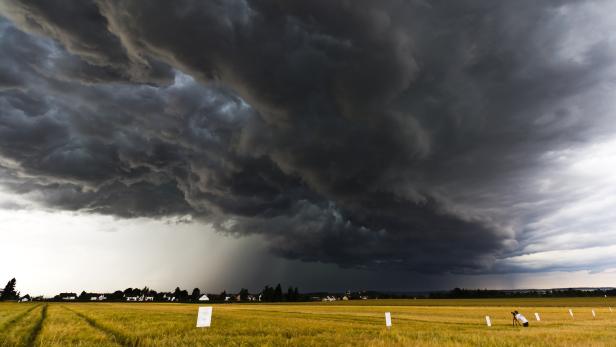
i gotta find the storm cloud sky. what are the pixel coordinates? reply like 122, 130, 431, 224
2, 0, 616, 290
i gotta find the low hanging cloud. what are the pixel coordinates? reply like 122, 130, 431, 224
1, 0, 616, 274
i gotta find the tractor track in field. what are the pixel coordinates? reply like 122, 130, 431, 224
24, 304, 47, 347
62, 306, 142, 347
0, 304, 41, 331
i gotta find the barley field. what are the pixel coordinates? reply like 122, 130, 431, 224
1, 298, 615, 346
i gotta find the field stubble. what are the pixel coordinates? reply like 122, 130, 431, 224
1, 298, 615, 346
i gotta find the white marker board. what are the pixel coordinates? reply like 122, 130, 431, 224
485, 315, 491, 327
385, 312, 392, 327
534, 313, 540, 321
592, 309, 596, 318
196, 307, 213, 327
569, 309, 574, 318
610, 307, 613, 313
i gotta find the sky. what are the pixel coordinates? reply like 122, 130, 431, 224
1, 0, 616, 296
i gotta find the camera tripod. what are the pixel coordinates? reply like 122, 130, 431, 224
511, 312, 521, 327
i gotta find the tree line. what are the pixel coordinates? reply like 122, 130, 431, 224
57, 283, 304, 302
428, 287, 616, 299
0, 277, 305, 302
5, 277, 615, 302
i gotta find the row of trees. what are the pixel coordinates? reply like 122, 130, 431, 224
218, 284, 301, 302
52, 286, 199, 302
260, 284, 300, 301
428, 287, 616, 299
2, 277, 308, 303
50, 283, 304, 302
7, 277, 616, 302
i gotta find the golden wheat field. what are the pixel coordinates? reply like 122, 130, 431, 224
1, 298, 616, 347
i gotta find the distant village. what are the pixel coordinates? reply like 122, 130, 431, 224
47, 288, 369, 303
3, 277, 615, 303
1, 278, 375, 303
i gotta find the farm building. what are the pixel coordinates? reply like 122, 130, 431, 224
88, 294, 107, 301
59, 293, 77, 300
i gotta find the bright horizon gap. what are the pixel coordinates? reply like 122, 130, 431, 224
4, 208, 616, 297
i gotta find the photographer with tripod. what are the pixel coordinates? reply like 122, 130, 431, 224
511, 310, 529, 327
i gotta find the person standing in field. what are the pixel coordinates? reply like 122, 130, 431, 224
512, 310, 529, 327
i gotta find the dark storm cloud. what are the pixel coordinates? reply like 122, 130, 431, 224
0, 0, 174, 84
1, 0, 616, 274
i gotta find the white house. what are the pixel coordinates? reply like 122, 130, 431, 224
145, 296, 154, 301
98, 295, 107, 301
62, 296, 76, 301
198, 294, 210, 301
90, 296, 98, 301
19, 297, 29, 302
342, 296, 349, 301
126, 296, 139, 301
224, 296, 231, 302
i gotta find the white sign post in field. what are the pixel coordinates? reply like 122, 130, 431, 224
196, 307, 213, 328
385, 312, 392, 328
592, 309, 596, 318
485, 316, 492, 327
534, 313, 540, 321
569, 309, 574, 319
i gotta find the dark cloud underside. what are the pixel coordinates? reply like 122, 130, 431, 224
1, 0, 616, 274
